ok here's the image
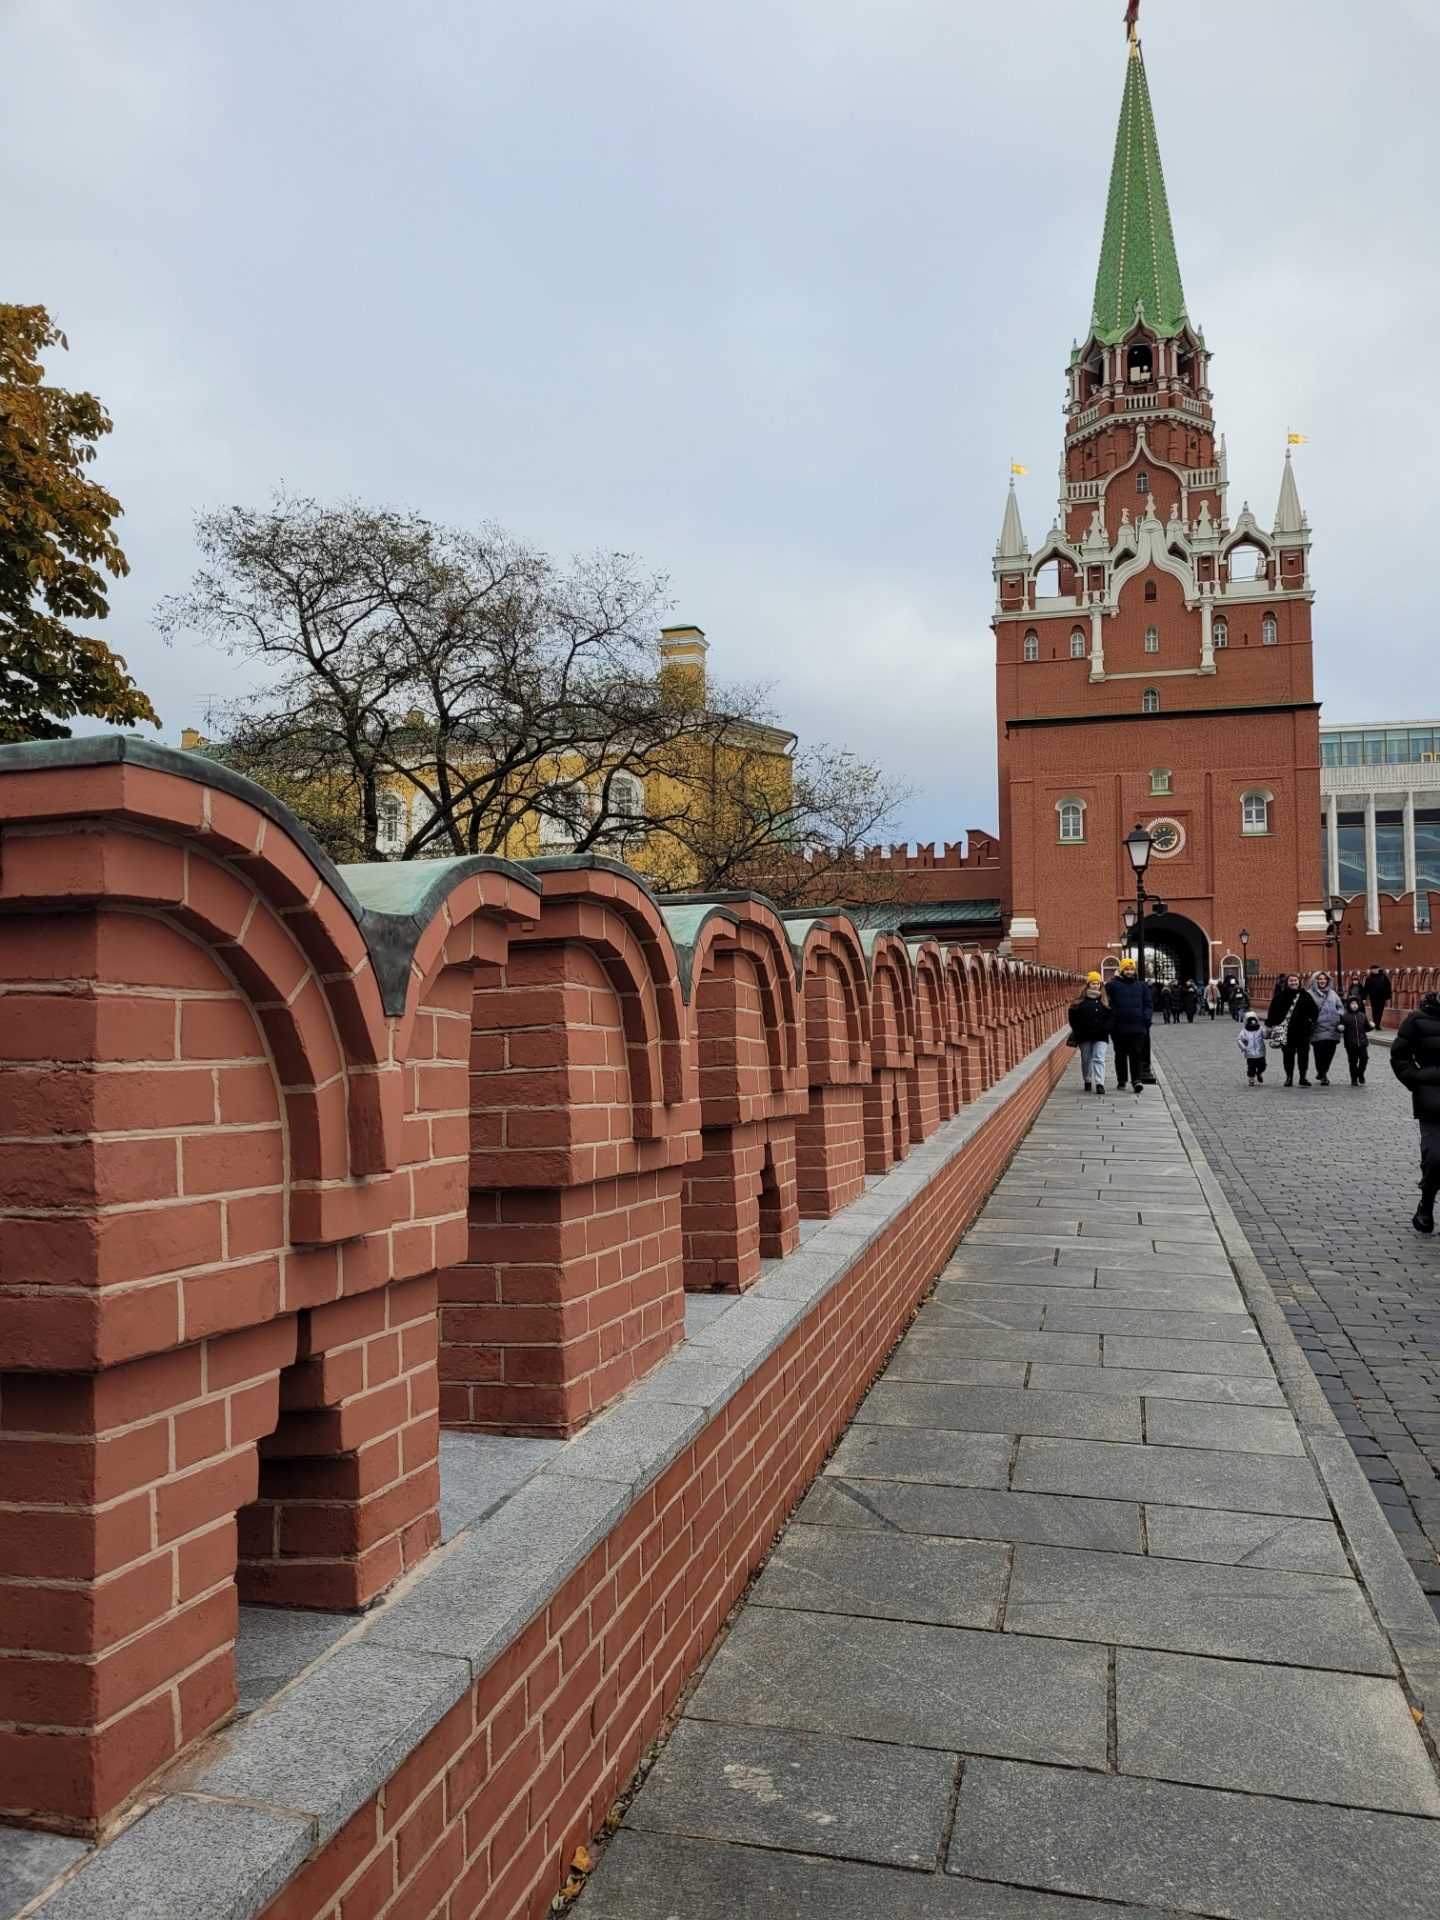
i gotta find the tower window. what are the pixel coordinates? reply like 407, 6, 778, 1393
1150, 768, 1172, 796
1057, 799, 1086, 843
1136, 472, 1150, 494
1145, 626, 1159, 653
1143, 687, 1160, 714
1144, 578, 1157, 600
1213, 618, 1228, 649
1070, 629, 1087, 659
1023, 631, 1039, 662
1127, 342, 1153, 384
1242, 790, 1272, 834
1262, 613, 1278, 645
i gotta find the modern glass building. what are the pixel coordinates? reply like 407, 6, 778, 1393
1320, 721, 1440, 930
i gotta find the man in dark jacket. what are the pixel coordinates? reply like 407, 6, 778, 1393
1390, 991, 1440, 1231
1366, 966, 1393, 1034
1108, 960, 1154, 1096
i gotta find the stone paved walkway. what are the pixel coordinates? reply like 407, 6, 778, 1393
1157, 1019, 1440, 1620
579, 1062, 1440, 1918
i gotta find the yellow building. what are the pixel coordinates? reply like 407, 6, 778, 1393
185, 627, 797, 890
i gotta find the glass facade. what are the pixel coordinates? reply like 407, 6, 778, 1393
1320, 727, 1440, 767
1322, 806, 1440, 931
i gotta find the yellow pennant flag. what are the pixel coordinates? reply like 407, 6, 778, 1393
1011, 462, 1030, 475
1287, 433, 1308, 445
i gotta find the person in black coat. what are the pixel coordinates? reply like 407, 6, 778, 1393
1182, 978, 1199, 1023
1068, 974, 1114, 1094
1265, 972, 1319, 1087
1389, 991, 1440, 1230
1107, 960, 1154, 1096
1365, 966, 1393, 1034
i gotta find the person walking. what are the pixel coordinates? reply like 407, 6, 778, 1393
1265, 971, 1319, 1087
1340, 991, 1372, 1086
1068, 973, 1113, 1094
1108, 958, 1154, 1095
1307, 971, 1345, 1086
1237, 1012, 1267, 1085
1155, 981, 1171, 1025
1366, 965, 1393, 1034
1389, 990, 1440, 1231
1183, 978, 1199, 1024
1204, 979, 1219, 1020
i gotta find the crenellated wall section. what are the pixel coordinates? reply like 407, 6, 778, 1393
0, 740, 1073, 1877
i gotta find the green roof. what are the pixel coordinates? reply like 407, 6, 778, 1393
1090, 44, 1188, 344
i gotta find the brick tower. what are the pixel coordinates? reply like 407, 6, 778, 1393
994, 37, 1327, 985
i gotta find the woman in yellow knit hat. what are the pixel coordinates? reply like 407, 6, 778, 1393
1068, 972, 1114, 1095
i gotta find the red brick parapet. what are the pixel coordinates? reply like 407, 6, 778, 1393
0, 741, 1074, 1840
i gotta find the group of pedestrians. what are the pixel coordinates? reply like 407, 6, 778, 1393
1066, 960, 1155, 1097
1249, 971, 1376, 1088
1068, 962, 1396, 1102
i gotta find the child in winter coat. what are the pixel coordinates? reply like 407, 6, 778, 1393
1340, 994, 1372, 1086
1237, 1012, 1267, 1086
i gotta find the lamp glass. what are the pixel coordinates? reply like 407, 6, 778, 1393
1122, 905, 1137, 930
1124, 825, 1154, 873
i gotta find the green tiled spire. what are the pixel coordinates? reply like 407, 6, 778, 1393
1090, 44, 1187, 344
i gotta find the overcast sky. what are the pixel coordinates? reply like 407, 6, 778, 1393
4, 0, 1437, 844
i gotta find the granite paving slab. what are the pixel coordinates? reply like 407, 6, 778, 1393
1004, 1543, 1392, 1670
1025, 1362, 1285, 1406
858, 1382, 1142, 1442
799, 1476, 1145, 1553
749, 1523, 1010, 1629
1143, 1504, 1351, 1576
623, 1720, 958, 1867
1013, 1435, 1327, 1515
688, 1606, 1109, 1766
577, 1055, 1440, 1920
1143, 1400, 1306, 1457
948, 1757, 1440, 1919
1114, 1646, 1440, 1814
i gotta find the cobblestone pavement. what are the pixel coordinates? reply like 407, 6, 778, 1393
1157, 1016, 1440, 1622
578, 1074, 1440, 1918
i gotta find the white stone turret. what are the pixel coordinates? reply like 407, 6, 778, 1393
995, 481, 1029, 561
1273, 448, 1307, 537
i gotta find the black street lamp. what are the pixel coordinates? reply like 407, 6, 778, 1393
1326, 898, 1346, 987
1124, 824, 1155, 988
1239, 928, 1249, 1014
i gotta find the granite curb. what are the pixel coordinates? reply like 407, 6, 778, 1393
1154, 1057, 1440, 1721
12, 1031, 1069, 1920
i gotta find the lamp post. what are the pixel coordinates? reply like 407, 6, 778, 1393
1239, 928, 1249, 1008
1326, 898, 1345, 989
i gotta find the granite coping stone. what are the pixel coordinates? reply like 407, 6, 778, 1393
20, 1031, 1070, 1919
176, 1643, 473, 1844
27, 1798, 312, 1920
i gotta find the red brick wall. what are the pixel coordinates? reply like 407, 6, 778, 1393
256, 1034, 1070, 1920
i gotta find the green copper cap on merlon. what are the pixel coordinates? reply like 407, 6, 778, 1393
1090, 43, 1187, 344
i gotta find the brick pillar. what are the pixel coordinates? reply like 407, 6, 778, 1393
0, 1318, 295, 1834
237, 1277, 441, 1609
443, 1168, 684, 1435
795, 1083, 866, 1217
439, 870, 697, 1436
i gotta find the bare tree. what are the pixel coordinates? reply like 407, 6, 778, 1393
160, 498, 716, 862
645, 728, 911, 907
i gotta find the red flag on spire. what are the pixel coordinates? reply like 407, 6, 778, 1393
1124, 0, 1140, 34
